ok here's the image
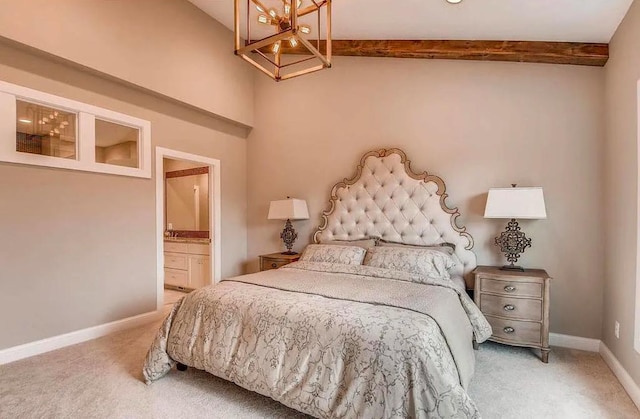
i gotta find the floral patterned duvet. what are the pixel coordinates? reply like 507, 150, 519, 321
143, 261, 491, 418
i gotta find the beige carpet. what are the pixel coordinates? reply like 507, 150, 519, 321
0, 317, 638, 419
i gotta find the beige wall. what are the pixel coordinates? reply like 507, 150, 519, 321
248, 57, 605, 339
0, 40, 247, 350
0, 0, 254, 127
604, 0, 640, 384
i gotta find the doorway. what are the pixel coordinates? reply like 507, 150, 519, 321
155, 147, 221, 310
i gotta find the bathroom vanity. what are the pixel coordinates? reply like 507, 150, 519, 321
164, 238, 211, 290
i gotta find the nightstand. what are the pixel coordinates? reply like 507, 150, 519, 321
259, 252, 300, 271
473, 266, 551, 363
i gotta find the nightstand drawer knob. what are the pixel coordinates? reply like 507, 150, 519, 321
503, 304, 515, 311
503, 327, 515, 334
271, 263, 278, 268
504, 286, 516, 292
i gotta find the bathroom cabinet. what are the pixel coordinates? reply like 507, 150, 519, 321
164, 240, 211, 290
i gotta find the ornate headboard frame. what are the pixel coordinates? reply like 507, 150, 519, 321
313, 148, 477, 288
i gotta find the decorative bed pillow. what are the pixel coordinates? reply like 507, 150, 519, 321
377, 240, 462, 274
318, 238, 377, 249
377, 239, 455, 255
363, 246, 455, 281
300, 244, 367, 265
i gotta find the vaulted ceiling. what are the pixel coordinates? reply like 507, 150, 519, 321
188, 0, 634, 67
189, 0, 633, 43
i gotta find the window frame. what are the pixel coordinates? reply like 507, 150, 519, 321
0, 80, 151, 178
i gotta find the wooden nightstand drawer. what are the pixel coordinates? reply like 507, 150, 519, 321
259, 252, 300, 271
486, 316, 542, 346
479, 294, 542, 322
480, 278, 542, 298
262, 259, 290, 270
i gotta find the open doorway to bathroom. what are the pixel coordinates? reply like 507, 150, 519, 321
155, 147, 221, 310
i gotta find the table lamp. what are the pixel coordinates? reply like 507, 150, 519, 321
484, 185, 547, 271
268, 197, 309, 255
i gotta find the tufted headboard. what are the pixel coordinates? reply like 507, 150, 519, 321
313, 148, 477, 289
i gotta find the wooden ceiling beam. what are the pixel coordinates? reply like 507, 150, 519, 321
275, 40, 608, 67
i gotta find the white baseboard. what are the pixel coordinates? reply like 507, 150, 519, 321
550, 332, 601, 352
599, 342, 640, 411
0, 310, 164, 365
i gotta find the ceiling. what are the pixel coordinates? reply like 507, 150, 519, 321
189, 0, 633, 43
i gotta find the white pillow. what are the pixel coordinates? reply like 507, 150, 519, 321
300, 244, 367, 265
363, 246, 455, 282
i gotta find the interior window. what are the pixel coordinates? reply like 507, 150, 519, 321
94, 119, 140, 168
15, 99, 77, 160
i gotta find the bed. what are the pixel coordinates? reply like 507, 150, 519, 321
143, 148, 492, 418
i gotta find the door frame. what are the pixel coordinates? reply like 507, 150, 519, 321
155, 147, 221, 310
636, 80, 640, 354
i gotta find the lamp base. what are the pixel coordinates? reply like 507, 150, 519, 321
500, 264, 525, 272
281, 251, 298, 256
495, 219, 532, 272
280, 219, 298, 255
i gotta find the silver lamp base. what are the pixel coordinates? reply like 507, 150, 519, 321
280, 219, 298, 255
495, 219, 531, 271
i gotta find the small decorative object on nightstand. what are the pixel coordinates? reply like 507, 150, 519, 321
268, 197, 309, 255
473, 266, 551, 363
484, 185, 547, 271
259, 252, 300, 271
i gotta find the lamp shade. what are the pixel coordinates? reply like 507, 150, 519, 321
484, 187, 547, 219
268, 198, 309, 221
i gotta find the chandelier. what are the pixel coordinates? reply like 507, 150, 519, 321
18, 102, 73, 139
37, 110, 71, 137
234, 0, 332, 81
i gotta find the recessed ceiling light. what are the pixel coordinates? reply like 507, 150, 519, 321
447, 0, 463, 4
18, 118, 32, 123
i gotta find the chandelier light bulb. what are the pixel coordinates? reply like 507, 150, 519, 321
289, 37, 298, 48
255, 4, 265, 12
299, 24, 311, 34
272, 40, 282, 54
268, 8, 277, 18
258, 14, 270, 24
